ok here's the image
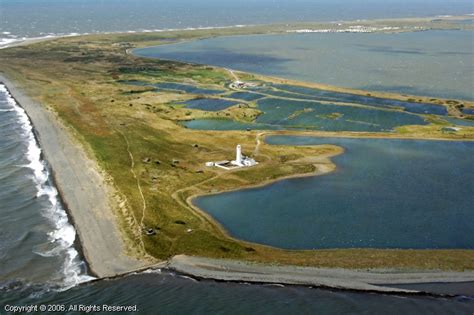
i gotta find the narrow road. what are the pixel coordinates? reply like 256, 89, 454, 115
226, 68, 240, 81
253, 132, 266, 156
253, 132, 274, 163
116, 128, 147, 251
171, 173, 222, 224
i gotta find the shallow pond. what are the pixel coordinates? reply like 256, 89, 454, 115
227, 91, 266, 101
182, 97, 429, 132
180, 98, 238, 111
268, 84, 448, 115
182, 119, 283, 131
256, 98, 428, 132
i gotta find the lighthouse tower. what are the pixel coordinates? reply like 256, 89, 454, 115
236, 145, 243, 166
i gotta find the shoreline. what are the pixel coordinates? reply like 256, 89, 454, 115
180, 131, 474, 249
0, 83, 95, 282
72, 257, 474, 297
131, 39, 474, 110
131, 50, 474, 116
184, 153, 341, 245
167, 255, 474, 296
0, 79, 96, 277
0, 74, 155, 278
172, 132, 474, 295
5, 13, 472, 50
132, 51, 473, 108
265, 130, 474, 142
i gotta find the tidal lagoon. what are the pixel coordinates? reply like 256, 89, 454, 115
195, 137, 474, 249
135, 30, 474, 100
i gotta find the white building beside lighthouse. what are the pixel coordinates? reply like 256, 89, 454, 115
206, 144, 258, 170
232, 144, 257, 167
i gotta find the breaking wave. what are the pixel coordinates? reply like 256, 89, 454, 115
0, 84, 95, 290
0, 24, 252, 49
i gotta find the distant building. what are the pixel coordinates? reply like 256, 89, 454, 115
441, 127, 461, 133
229, 80, 258, 89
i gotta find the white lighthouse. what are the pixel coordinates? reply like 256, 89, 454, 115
207, 144, 258, 170
235, 144, 243, 166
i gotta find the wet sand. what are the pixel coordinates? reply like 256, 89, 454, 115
0, 74, 152, 278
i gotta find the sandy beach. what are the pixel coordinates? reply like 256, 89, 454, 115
0, 74, 152, 278
0, 36, 61, 50
169, 255, 474, 295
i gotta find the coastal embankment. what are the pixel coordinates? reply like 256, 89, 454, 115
168, 255, 474, 295
0, 74, 152, 278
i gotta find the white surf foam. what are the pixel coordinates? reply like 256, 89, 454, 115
0, 37, 21, 48
141, 268, 162, 274
0, 24, 252, 50
0, 84, 95, 289
0, 34, 60, 50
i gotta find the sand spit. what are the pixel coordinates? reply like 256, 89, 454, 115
169, 255, 474, 295
0, 74, 150, 278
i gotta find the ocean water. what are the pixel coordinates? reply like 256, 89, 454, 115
0, 85, 93, 290
2, 272, 474, 314
1, 0, 473, 48
195, 137, 474, 249
135, 30, 474, 100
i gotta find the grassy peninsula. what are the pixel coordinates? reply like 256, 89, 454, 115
1, 17, 474, 274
